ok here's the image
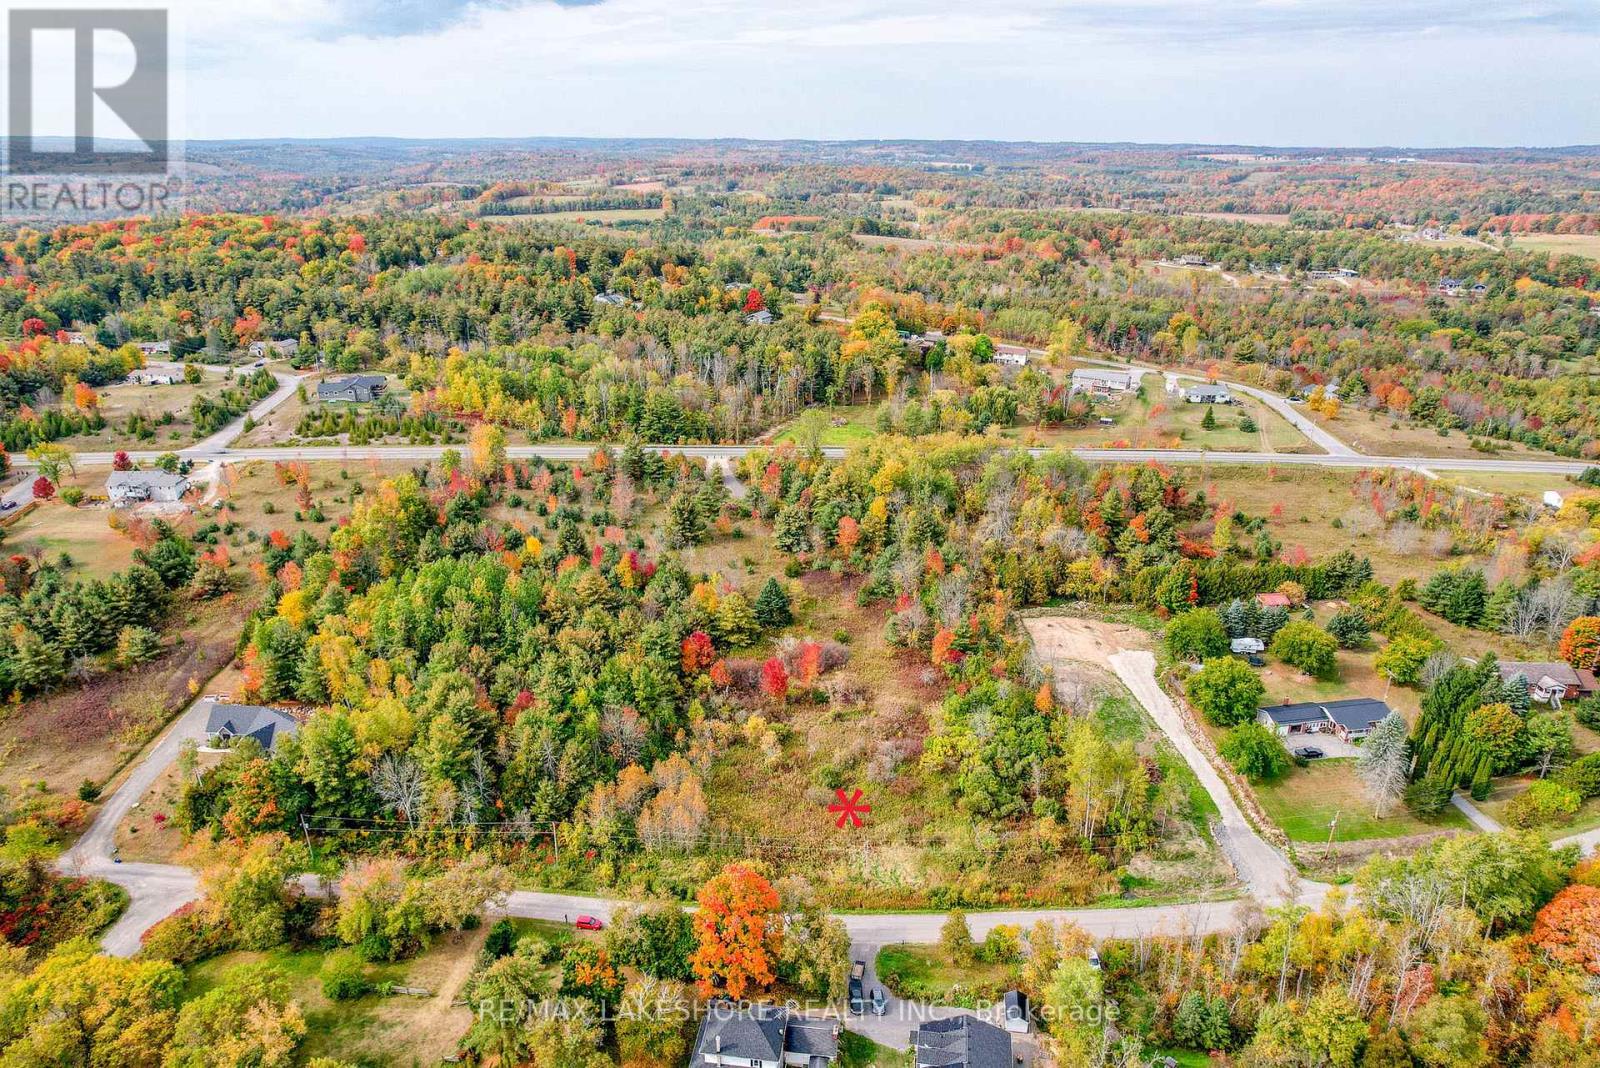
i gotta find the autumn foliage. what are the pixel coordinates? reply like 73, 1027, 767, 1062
1558, 616, 1600, 670
690, 863, 783, 998
1531, 885, 1600, 975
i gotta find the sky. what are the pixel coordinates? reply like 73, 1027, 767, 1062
55, 0, 1600, 146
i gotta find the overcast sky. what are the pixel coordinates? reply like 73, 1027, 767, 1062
151, 0, 1600, 146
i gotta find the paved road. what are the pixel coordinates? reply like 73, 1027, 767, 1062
9, 441, 1593, 477
58, 696, 218, 955
1450, 793, 1505, 833
187, 370, 304, 455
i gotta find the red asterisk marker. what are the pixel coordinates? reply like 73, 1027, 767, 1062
827, 787, 871, 829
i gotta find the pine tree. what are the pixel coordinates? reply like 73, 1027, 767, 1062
752, 578, 792, 628
666, 489, 706, 548
715, 593, 761, 647
1357, 712, 1410, 817
1200, 405, 1218, 430
772, 504, 812, 554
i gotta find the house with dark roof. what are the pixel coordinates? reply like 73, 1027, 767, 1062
1258, 698, 1392, 742
1498, 661, 1598, 708
745, 309, 775, 326
690, 1005, 839, 1068
317, 374, 387, 403
1071, 368, 1140, 396
205, 704, 300, 752
912, 1015, 1015, 1068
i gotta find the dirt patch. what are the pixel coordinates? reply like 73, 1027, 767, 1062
353, 926, 486, 1063
1021, 615, 1152, 664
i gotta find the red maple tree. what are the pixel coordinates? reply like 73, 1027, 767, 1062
690, 863, 783, 998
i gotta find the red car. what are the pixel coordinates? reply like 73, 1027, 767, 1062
574, 915, 604, 931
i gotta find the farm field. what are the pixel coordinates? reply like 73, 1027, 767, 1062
1503, 232, 1600, 261
1, 499, 139, 578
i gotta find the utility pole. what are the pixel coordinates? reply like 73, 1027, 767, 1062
1325, 809, 1340, 863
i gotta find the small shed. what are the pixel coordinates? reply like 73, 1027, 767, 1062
1001, 990, 1031, 1034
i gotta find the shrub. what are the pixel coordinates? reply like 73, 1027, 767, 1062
138, 902, 234, 964
60, 486, 85, 506
1185, 658, 1267, 727
1220, 723, 1292, 782
321, 951, 372, 1000
1503, 780, 1582, 829
1556, 753, 1600, 799
1404, 775, 1452, 816
939, 910, 975, 966
1165, 608, 1230, 662
1375, 635, 1438, 686
1269, 621, 1339, 679
484, 918, 518, 959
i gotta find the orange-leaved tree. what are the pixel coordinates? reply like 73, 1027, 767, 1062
1559, 616, 1600, 670
690, 862, 783, 999
1530, 884, 1600, 975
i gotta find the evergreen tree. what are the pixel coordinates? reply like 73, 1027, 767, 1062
1200, 405, 1218, 430
752, 578, 792, 628
666, 488, 706, 548
772, 504, 812, 554
1357, 712, 1410, 817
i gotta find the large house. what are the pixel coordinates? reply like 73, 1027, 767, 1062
1258, 698, 1393, 743
128, 369, 180, 386
912, 1015, 1015, 1068
135, 340, 171, 356
205, 704, 300, 752
690, 1005, 839, 1067
1070, 368, 1140, 396
993, 344, 1029, 367
317, 374, 387, 403
106, 470, 190, 505
1498, 661, 1599, 708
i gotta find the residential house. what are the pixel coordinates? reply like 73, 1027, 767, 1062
1258, 698, 1393, 743
317, 374, 387, 403
205, 704, 300, 752
1255, 592, 1292, 609
594, 291, 627, 307
911, 1015, 1015, 1068
1307, 268, 1358, 280
135, 340, 171, 356
1498, 661, 1599, 707
1437, 278, 1466, 296
106, 470, 191, 505
248, 338, 299, 359
745, 309, 775, 326
128, 370, 180, 386
65, 330, 89, 346
690, 1005, 840, 1067
993, 344, 1029, 367
1070, 368, 1140, 396
1184, 384, 1233, 405
1174, 253, 1209, 267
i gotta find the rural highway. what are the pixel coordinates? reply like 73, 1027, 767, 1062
8, 441, 1594, 477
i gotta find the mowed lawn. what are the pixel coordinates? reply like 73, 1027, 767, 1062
1505, 232, 1600, 262
770, 405, 881, 446
1255, 758, 1471, 842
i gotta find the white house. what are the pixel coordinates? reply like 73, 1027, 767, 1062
135, 340, 171, 356
1070, 368, 1140, 396
129, 370, 180, 386
993, 344, 1029, 367
247, 338, 299, 359
64, 331, 89, 346
107, 470, 190, 505
1184, 384, 1233, 404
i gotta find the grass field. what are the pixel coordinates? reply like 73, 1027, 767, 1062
183, 930, 485, 1066
1254, 758, 1470, 842
54, 379, 228, 450
1505, 232, 1600, 262
770, 405, 881, 446
2, 500, 137, 578
1478, 775, 1600, 838
1306, 406, 1565, 461
874, 943, 1019, 1003
1021, 390, 1313, 454
840, 1031, 914, 1068
512, 206, 665, 223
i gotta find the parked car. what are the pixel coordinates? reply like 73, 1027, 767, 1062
870, 988, 887, 1015
848, 961, 866, 1014
574, 915, 604, 931
1294, 747, 1325, 760
1246, 653, 1266, 667
0, 500, 17, 511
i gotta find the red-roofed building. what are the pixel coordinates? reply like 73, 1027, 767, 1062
1256, 592, 1292, 609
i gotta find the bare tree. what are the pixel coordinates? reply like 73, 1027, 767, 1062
372, 753, 423, 829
